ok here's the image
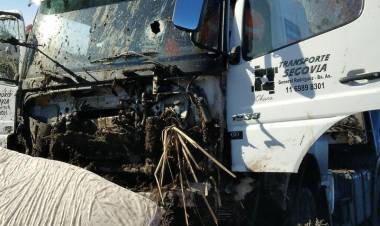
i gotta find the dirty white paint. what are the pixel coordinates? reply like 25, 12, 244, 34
0, 84, 17, 148
230, 116, 345, 172
227, 0, 380, 172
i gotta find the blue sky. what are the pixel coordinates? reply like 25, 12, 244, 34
0, 1, 38, 25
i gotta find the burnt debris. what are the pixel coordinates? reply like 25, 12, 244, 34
21, 65, 231, 225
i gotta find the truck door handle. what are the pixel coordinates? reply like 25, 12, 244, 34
340, 72, 380, 84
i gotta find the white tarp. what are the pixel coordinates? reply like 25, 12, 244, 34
0, 148, 161, 226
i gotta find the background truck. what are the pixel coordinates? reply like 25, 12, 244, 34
1, 0, 380, 225
0, 10, 24, 148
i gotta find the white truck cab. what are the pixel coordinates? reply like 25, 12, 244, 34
227, 0, 376, 173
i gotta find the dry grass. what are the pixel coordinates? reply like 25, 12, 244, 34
155, 126, 237, 226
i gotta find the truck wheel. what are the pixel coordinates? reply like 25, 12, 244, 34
283, 187, 318, 226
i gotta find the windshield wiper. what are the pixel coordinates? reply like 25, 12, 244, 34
91, 51, 159, 64
41, 70, 79, 85
91, 51, 185, 77
0, 37, 88, 84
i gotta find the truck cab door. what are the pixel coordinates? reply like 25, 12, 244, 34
0, 12, 25, 148
227, 0, 377, 172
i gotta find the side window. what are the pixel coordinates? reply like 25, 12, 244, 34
0, 17, 23, 81
243, 0, 363, 60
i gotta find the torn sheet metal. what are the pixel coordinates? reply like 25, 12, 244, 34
0, 148, 161, 226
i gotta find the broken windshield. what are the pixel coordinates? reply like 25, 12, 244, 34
26, 0, 220, 80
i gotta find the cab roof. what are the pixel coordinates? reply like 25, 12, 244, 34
0, 10, 24, 21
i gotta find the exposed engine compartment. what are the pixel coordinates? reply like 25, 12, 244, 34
17, 70, 237, 225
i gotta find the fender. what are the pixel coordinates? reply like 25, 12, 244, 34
231, 116, 346, 172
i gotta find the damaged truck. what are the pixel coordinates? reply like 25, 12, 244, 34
2, 0, 380, 225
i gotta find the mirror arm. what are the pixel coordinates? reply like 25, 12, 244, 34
229, 45, 241, 65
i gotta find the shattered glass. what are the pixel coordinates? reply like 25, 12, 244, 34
26, 0, 215, 78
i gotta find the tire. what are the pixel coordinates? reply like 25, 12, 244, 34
283, 187, 318, 226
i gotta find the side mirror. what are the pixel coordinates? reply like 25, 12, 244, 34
172, 0, 205, 31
